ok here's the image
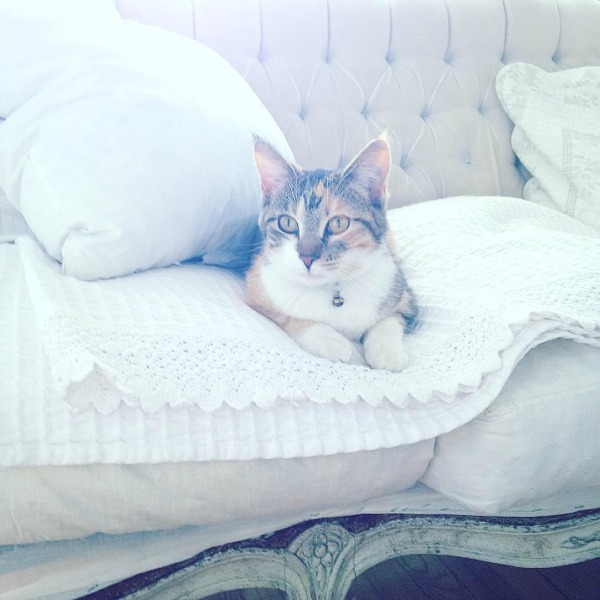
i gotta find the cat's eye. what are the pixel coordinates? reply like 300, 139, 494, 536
326, 215, 350, 235
277, 215, 299, 234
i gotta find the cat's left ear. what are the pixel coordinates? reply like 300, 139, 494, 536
342, 139, 391, 208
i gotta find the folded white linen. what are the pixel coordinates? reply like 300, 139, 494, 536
0, 242, 435, 463
17, 196, 600, 424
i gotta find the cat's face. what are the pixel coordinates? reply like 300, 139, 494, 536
254, 139, 391, 286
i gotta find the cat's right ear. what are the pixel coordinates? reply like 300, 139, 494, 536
254, 138, 295, 204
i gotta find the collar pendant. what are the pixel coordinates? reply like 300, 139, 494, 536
332, 285, 344, 307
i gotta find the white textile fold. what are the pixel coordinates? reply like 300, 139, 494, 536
17, 197, 600, 417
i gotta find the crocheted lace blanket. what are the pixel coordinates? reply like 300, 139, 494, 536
18, 197, 600, 424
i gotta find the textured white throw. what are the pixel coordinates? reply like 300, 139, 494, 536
17, 197, 600, 421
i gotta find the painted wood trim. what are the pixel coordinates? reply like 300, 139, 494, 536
124, 510, 600, 599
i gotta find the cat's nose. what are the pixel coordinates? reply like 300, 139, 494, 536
301, 256, 316, 270
297, 237, 323, 270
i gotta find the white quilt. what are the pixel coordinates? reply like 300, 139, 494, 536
18, 198, 600, 406
3, 196, 600, 464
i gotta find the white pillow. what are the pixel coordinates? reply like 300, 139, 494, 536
421, 339, 600, 514
496, 63, 600, 232
0, 0, 293, 280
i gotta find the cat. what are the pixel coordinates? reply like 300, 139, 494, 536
245, 137, 418, 372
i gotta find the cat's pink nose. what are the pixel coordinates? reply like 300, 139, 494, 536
301, 256, 316, 270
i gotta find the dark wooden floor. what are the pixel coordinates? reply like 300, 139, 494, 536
206, 555, 600, 600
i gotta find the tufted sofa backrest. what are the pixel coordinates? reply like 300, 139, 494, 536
116, 0, 600, 208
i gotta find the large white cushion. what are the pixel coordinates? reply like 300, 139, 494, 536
496, 63, 600, 232
422, 339, 600, 513
0, 0, 293, 280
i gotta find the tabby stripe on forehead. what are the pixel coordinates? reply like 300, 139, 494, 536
305, 192, 323, 210
314, 181, 326, 198
301, 177, 329, 209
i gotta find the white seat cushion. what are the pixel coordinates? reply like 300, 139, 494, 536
422, 339, 600, 513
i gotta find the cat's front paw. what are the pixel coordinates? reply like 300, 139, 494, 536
364, 338, 409, 372
296, 324, 355, 364
363, 317, 409, 372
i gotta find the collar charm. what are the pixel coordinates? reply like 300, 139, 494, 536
332, 285, 344, 307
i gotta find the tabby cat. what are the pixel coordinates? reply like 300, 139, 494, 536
245, 138, 417, 372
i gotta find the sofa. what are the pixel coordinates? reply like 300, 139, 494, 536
0, 0, 599, 598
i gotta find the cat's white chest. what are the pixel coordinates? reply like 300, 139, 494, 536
261, 256, 395, 341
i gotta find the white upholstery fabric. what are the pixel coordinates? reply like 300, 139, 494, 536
0, 447, 433, 545
117, 0, 600, 208
422, 339, 600, 514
